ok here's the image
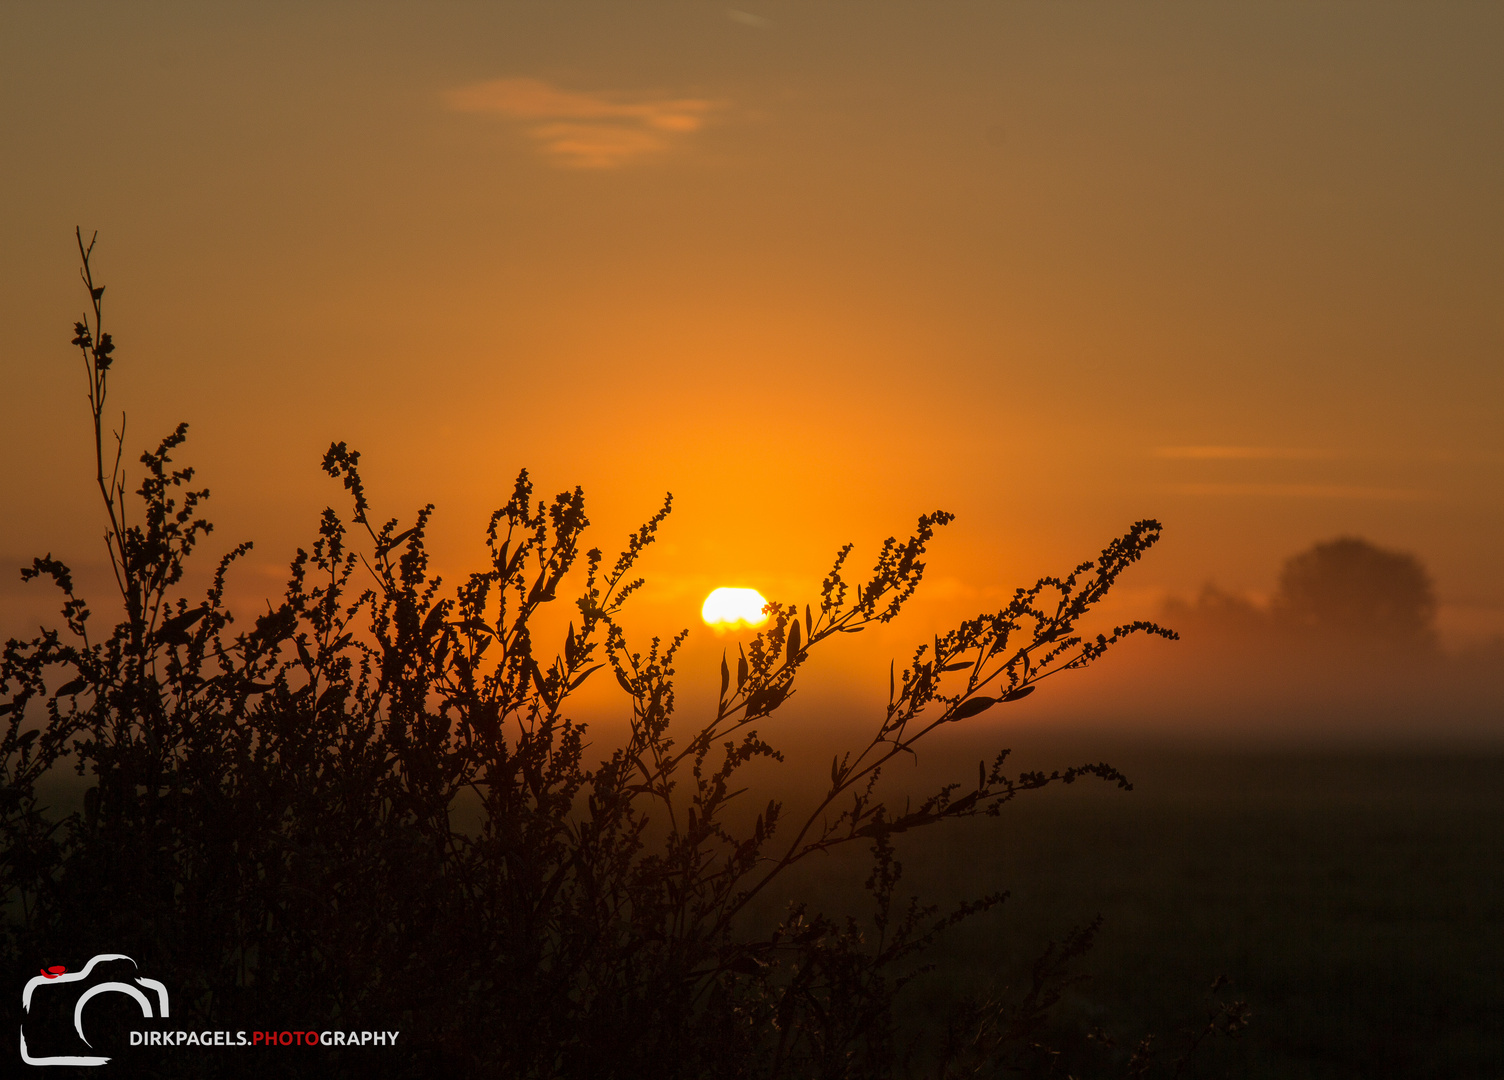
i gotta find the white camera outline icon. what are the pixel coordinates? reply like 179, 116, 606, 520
20, 954, 169, 1067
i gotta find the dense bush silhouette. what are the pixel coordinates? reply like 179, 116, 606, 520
1, 235, 1244, 1077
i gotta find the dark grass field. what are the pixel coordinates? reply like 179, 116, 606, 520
20, 738, 1503, 1076
751, 742, 1504, 1078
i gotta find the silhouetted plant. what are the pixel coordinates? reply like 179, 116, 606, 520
0, 235, 1238, 1078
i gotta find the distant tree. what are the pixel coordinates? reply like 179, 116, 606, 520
1161, 583, 1269, 643
1272, 537, 1436, 650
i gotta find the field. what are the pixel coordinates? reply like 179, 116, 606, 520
19, 731, 1503, 1076
752, 741, 1504, 1078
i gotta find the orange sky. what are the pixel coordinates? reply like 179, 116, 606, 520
3, 3, 1502, 736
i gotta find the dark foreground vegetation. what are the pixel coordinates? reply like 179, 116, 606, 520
1, 237, 1248, 1077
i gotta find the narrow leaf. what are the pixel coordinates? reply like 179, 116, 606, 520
157, 606, 207, 639
950, 696, 997, 721
376, 525, 418, 556
1002, 685, 1036, 702
569, 663, 604, 691
747, 683, 788, 716
315, 683, 348, 714
421, 603, 446, 642
720, 652, 731, 700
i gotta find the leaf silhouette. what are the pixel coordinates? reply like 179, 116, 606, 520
950, 696, 996, 721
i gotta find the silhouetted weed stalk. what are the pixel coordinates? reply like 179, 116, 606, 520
0, 235, 1247, 1078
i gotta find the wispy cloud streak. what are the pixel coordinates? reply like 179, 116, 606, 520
1154, 446, 1339, 461
1167, 483, 1432, 501
446, 77, 720, 168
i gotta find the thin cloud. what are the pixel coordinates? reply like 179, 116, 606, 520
1154, 446, 1339, 461
1167, 483, 1432, 501
727, 9, 771, 28
446, 77, 720, 168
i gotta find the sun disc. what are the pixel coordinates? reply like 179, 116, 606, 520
701, 587, 770, 628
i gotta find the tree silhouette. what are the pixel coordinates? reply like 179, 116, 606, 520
1272, 537, 1436, 650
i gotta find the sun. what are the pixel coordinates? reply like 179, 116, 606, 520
701, 587, 770, 629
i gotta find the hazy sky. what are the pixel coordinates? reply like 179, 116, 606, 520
3, 3, 1502, 691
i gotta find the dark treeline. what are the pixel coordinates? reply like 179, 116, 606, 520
1165, 536, 1439, 654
